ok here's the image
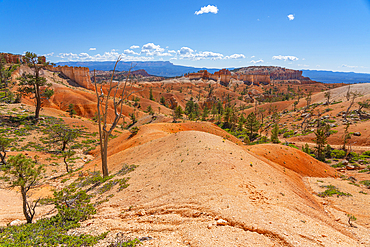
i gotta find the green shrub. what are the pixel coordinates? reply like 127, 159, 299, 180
318, 185, 352, 197
331, 149, 346, 159
360, 180, 370, 187
0, 217, 106, 246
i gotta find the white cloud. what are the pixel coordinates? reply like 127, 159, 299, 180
130, 45, 140, 49
141, 43, 168, 56
251, 56, 255, 58
250, 59, 264, 64
57, 44, 246, 62
225, 54, 245, 59
287, 14, 295, 21
195, 5, 218, 15
44, 52, 54, 57
272, 55, 298, 61
57, 50, 153, 62
142, 43, 163, 51
124, 49, 139, 55
341, 64, 358, 69
178, 47, 194, 55
89, 48, 96, 51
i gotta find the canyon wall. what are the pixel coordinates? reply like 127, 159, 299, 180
239, 74, 271, 85
47, 65, 94, 90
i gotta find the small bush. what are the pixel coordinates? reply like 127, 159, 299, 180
331, 149, 346, 159
318, 185, 352, 197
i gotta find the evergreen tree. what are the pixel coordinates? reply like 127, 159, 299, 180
17, 52, 54, 119
271, 123, 279, 143
201, 106, 209, 121
1, 154, 44, 223
146, 105, 154, 116
160, 96, 166, 106
245, 112, 260, 141
314, 123, 330, 161
0, 136, 12, 165
223, 107, 232, 127
185, 97, 195, 118
173, 105, 183, 122
194, 103, 200, 120
46, 124, 80, 152
67, 103, 76, 118
216, 101, 224, 115
149, 88, 154, 101
342, 122, 351, 151
238, 114, 246, 131
0, 55, 18, 103
211, 104, 218, 118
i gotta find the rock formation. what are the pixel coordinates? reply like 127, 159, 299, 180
185, 69, 234, 86
0, 53, 46, 64
185, 66, 316, 87
47, 65, 94, 90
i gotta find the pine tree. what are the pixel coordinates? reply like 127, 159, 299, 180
1, 154, 44, 223
173, 105, 183, 122
0, 55, 18, 103
201, 106, 209, 121
314, 123, 330, 161
149, 88, 154, 101
17, 52, 54, 119
146, 105, 154, 116
67, 103, 76, 118
160, 96, 166, 106
271, 123, 279, 143
245, 112, 260, 141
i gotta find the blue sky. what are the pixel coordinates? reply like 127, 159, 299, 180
1, 0, 370, 73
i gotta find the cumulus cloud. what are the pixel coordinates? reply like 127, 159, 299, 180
251, 56, 255, 58
177, 48, 245, 61
124, 49, 139, 55
287, 14, 295, 21
272, 55, 298, 61
225, 54, 245, 59
130, 45, 140, 49
57, 44, 245, 62
250, 59, 264, 64
195, 5, 218, 15
141, 43, 170, 56
89, 48, 96, 51
178, 47, 194, 55
57, 50, 153, 62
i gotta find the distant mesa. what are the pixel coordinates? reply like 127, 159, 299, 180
185, 66, 316, 86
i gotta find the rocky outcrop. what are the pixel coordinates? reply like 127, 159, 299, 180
239, 74, 271, 85
0, 53, 46, 64
47, 65, 94, 90
185, 69, 234, 86
237, 66, 315, 84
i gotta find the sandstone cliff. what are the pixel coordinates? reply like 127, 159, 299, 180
47, 65, 94, 90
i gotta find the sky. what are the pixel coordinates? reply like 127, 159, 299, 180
1, 0, 370, 73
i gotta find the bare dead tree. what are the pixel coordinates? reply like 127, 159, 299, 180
324, 90, 331, 105
344, 92, 361, 121
94, 57, 138, 177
